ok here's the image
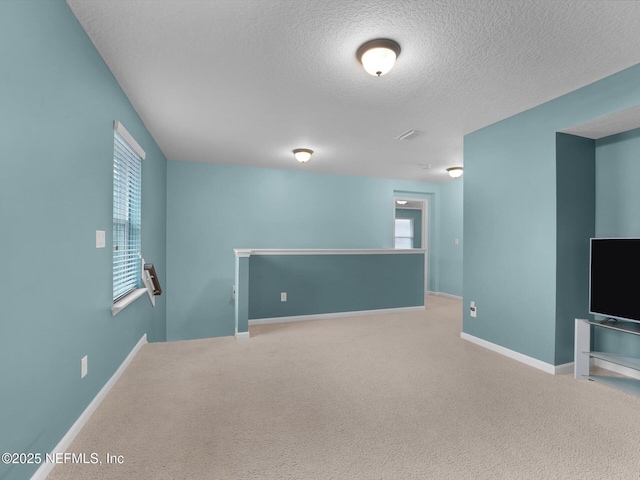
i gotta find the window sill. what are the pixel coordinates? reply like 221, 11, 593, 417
111, 288, 147, 316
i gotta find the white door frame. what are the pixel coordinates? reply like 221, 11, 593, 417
393, 197, 428, 293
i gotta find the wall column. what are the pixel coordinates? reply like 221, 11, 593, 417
234, 249, 251, 339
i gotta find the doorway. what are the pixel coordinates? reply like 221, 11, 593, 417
393, 197, 428, 293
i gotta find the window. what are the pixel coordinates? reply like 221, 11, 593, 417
394, 218, 413, 249
113, 121, 145, 303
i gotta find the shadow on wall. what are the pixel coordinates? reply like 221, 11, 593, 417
168, 278, 236, 340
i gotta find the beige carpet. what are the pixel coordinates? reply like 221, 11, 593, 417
48, 296, 640, 479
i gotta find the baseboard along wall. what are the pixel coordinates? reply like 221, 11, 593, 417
30, 334, 148, 480
249, 305, 425, 326
460, 332, 573, 375
429, 292, 462, 300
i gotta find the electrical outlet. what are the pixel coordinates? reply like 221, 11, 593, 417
281, 292, 287, 302
81, 355, 88, 378
470, 301, 477, 318
454, 238, 459, 246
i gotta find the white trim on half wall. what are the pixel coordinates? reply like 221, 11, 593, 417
234, 248, 426, 256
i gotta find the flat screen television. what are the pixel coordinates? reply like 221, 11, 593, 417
590, 238, 640, 324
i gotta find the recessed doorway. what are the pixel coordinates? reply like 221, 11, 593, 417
394, 197, 428, 293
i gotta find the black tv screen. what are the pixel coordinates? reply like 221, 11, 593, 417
590, 238, 640, 323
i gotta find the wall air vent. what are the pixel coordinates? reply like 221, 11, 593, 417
394, 129, 423, 141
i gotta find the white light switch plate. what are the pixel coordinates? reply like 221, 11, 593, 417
81, 355, 88, 378
96, 230, 106, 248
281, 292, 287, 302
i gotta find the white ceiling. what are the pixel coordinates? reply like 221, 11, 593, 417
66, 0, 640, 183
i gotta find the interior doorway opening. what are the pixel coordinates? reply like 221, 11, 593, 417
393, 197, 428, 293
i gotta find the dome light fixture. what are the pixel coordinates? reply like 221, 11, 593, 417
447, 167, 464, 178
396, 200, 408, 205
293, 148, 313, 163
357, 39, 401, 77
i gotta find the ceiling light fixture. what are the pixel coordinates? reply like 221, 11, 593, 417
396, 200, 408, 205
293, 148, 313, 163
447, 167, 464, 178
357, 39, 401, 77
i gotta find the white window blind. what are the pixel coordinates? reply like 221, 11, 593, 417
113, 122, 143, 302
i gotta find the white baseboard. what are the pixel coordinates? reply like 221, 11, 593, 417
460, 332, 571, 375
553, 362, 575, 375
593, 358, 640, 380
235, 331, 250, 340
431, 292, 462, 301
249, 305, 425, 326
31, 334, 147, 480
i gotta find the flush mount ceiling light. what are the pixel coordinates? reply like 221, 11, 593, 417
357, 39, 401, 77
396, 200, 408, 205
293, 148, 313, 163
447, 167, 464, 178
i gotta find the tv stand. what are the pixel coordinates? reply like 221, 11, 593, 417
574, 318, 640, 397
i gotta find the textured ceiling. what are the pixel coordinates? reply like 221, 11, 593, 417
66, 0, 640, 183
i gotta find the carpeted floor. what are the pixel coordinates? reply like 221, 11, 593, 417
48, 296, 640, 479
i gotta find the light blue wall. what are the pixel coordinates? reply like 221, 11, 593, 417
395, 208, 422, 248
166, 162, 440, 340
438, 179, 463, 297
0, 2, 167, 478
248, 253, 424, 319
595, 129, 640, 236
594, 128, 640, 356
555, 133, 595, 365
464, 64, 640, 365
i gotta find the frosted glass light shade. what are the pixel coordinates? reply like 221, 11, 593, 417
361, 47, 396, 76
293, 148, 313, 163
357, 39, 401, 77
447, 167, 463, 178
